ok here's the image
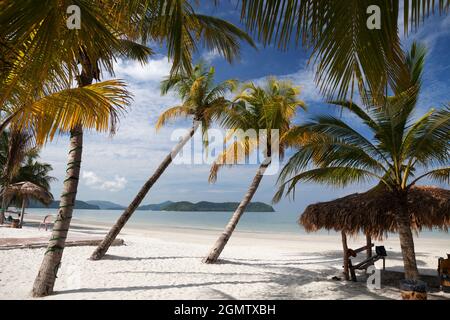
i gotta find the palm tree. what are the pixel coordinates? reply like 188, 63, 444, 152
13, 150, 56, 191
236, 0, 449, 101
0, 0, 254, 119
274, 44, 450, 280
0, 131, 55, 226
203, 78, 306, 263
0, 1, 253, 297
90, 64, 237, 260
0, 130, 34, 224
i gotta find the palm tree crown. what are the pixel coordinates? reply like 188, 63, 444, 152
158, 63, 238, 134
273, 43, 449, 280
210, 78, 306, 182
275, 44, 449, 201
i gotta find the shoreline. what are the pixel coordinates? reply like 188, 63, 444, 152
1, 217, 449, 300
20, 212, 450, 239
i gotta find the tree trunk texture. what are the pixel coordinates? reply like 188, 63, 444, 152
396, 196, 420, 280
366, 234, 372, 259
0, 198, 5, 225
90, 124, 199, 261
19, 199, 26, 228
31, 66, 93, 297
341, 231, 350, 280
203, 162, 270, 264
31, 125, 83, 297
0, 183, 9, 225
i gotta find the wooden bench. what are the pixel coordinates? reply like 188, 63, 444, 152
348, 245, 387, 282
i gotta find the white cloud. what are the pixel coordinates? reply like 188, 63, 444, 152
83, 171, 103, 187
201, 49, 221, 63
250, 62, 323, 104
113, 56, 172, 82
82, 171, 127, 192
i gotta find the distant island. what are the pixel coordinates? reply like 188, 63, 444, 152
137, 201, 275, 212
28, 200, 100, 210
86, 200, 125, 210
28, 200, 275, 212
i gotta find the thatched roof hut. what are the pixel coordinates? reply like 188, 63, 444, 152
300, 185, 450, 240
2, 182, 53, 227
3, 181, 53, 206
299, 185, 450, 280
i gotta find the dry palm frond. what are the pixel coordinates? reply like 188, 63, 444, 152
299, 185, 450, 240
10, 80, 132, 145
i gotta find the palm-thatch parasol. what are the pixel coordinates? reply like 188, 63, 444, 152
2, 181, 53, 227
299, 185, 450, 279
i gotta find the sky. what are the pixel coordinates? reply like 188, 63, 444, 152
38, 3, 450, 213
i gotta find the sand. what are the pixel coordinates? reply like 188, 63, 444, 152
0, 218, 449, 300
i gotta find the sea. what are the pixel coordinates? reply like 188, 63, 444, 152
22, 208, 450, 239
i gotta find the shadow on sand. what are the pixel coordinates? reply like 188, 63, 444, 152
55, 250, 448, 300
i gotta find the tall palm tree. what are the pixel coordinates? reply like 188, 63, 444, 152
0, 130, 34, 224
203, 78, 306, 263
237, 0, 449, 101
0, 1, 253, 297
30, 76, 132, 298
0, 131, 55, 226
14, 150, 56, 192
274, 44, 450, 280
90, 64, 237, 260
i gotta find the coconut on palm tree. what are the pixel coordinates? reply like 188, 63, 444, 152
274, 44, 450, 280
203, 78, 306, 263
90, 64, 237, 260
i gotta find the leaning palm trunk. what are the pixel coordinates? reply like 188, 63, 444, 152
396, 196, 420, 280
19, 199, 26, 228
31, 125, 83, 297
203, 161, 270, 264
90, 123, 199, 261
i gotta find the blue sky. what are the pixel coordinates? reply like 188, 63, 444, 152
39, 4, 450, 212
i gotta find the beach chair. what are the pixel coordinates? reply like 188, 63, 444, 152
38, 215, 53, 231
438, 256, 450, 292
348, 246, 387, 282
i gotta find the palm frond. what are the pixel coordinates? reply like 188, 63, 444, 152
274, 166, 382, 203
11, 80, 131, 145
209, 135, 259, 183
155, 105, 191, 131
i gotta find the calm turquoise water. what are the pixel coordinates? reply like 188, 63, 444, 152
24, 208, 450, 239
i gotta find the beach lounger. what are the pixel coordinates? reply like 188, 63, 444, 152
348, 246, 387, 282
438, 256, 450, 292
38, 215, 53, 231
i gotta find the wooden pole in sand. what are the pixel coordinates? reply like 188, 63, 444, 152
366, 234, 372, 259
341, 231, 349, 280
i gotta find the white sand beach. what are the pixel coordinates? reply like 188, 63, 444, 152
0, 218, 449, 300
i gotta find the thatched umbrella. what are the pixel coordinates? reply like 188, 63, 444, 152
299, 185, 450, 279
3, 181, 53, 227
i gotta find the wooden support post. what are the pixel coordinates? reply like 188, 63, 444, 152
366, 234, 372, 259
341, 231, 349, 280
